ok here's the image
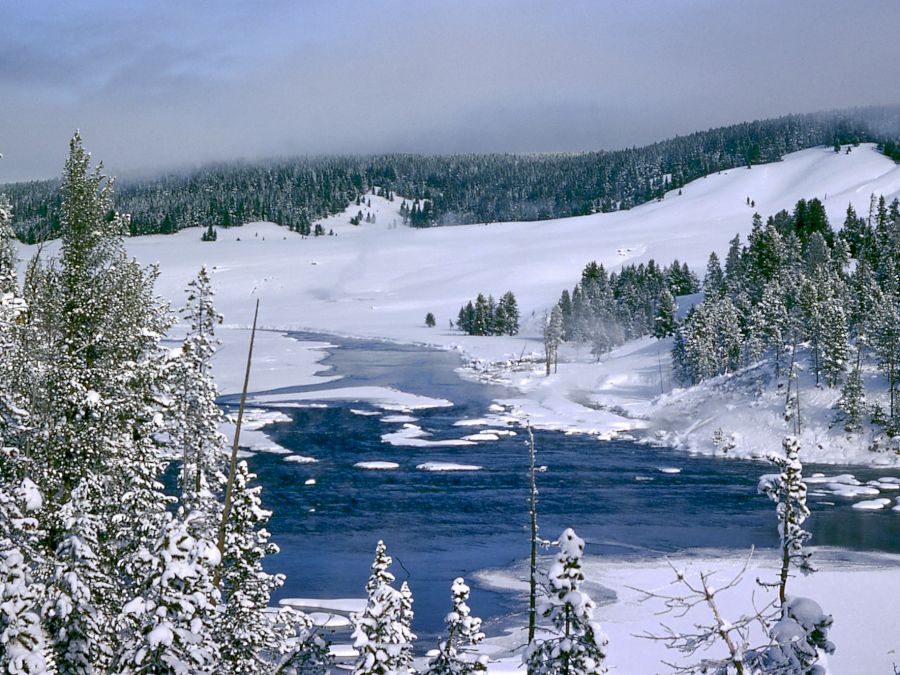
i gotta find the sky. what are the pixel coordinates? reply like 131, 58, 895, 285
1, 0, 899, 182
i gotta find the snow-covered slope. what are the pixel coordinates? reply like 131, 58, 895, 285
117, 144, 900, 355
17, 144, 900, 463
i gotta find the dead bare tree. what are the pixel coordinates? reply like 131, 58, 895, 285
632, 551, 776, 675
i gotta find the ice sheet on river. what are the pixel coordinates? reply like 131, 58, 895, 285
247, 385, 452, 411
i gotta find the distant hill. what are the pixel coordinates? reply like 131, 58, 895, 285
3, 105, 900, 243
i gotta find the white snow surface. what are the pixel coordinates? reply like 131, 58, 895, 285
476, 549, 900, 674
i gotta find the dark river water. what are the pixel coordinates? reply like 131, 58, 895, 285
222, 333, 900, 644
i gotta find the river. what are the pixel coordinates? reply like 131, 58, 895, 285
226, 333, 900, 643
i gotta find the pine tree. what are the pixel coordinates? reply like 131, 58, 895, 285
366, 540, 395, 596
425, 312, 436, 328
837, 344, 866, 433
525, 529, 608, 674
0, 474, 50, 674
758, 437, 814, 604
168, 266, 226, 534
652, 288, 677, 339
499, 291, 519, 336
544, 306, 563, 376
703, 251, 725, 297
45, 477, 113, 673
114, 514, 221, 674
424, 578, 488, 674
218, 461, 306, 674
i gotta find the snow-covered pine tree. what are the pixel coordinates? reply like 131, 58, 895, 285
14, 132, 175, 671
837, 343, 866, 433
218, 460, 316, 674
869, 272, 900, 431
544, 306, 563, 376
366, 540, 395, 595
525, 528, 608, 675
424, 577, 488, 674
758, 437, 814, 603
114, 513, 221, 674
168, 266, 227, 535
353, 540, 416, 674
0, 470, 50, 674
44, 476, 113, 672
652, 287, 677, 339
704, 251, 725, 297
397, 581, 416, 673
752, 438, 834, 672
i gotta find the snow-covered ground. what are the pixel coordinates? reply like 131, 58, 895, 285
475, 548, 900, 674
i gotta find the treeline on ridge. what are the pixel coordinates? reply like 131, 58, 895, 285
4, 106, 900, 243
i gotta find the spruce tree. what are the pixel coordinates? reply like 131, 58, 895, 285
424, 578, 488, 674
114, 514, 221, 674
525, 529, 608, 674
652, 288, 677, 339
218, 461, 306, 674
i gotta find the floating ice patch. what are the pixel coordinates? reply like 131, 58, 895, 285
852, 498, 892, 510
453, 418, 490, 427
488, 404, 506, 413
635, 475, 654, 481
868, 480, 900, 491
658, 467, 682, 474
350, 409, 381, 416
381, 414, 418, 423
463, 432, 500, 442
304, 478, 316, 486
248, 441, 292, 454
490, 429, 517, 436
878, 477, 900, 484
284, 455, 318, 464
806, 474, 859, 486
417, 462, 483, 472
248, 386, 452, 411
354, 461, 400, 470
827, 484, 880, 498
381, 424, 475, 448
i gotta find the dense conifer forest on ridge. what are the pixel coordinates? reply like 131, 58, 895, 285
4, 106, 900, 243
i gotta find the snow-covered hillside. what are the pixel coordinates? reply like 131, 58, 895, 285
19, 143, 900, 464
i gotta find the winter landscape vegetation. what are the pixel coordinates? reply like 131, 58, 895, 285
2, 2, 900, 673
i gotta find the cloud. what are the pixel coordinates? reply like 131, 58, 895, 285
1, 0, 898, 182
